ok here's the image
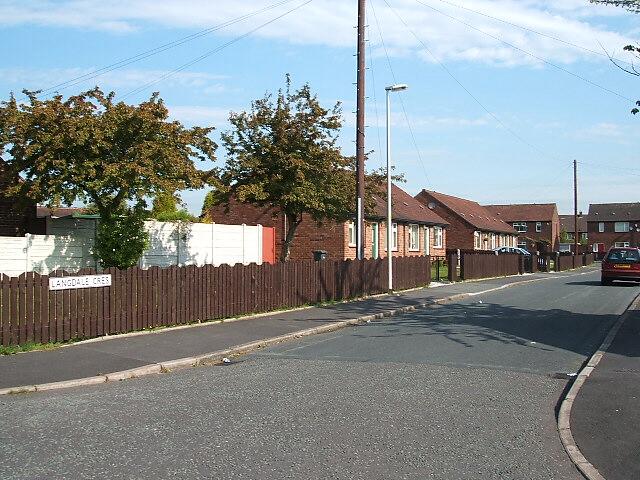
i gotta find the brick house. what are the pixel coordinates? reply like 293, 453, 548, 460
483, 203, 560, 253
0, 160, 38, 237
415, 190, 518, 251
586, 202, 640, 254
206, 184, 449, 261
559, 214, 588, 252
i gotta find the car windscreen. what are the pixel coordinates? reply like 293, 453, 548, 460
605, 249, 640, 263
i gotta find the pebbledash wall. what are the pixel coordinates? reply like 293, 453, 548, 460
0, 220, 267, 277
207, 198, 446, 261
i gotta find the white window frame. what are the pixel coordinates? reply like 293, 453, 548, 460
408, 224, 419, 251
615, 241, 630, 248
391, 222, 398, 251
474, 231, 481, 250
424, 227, 430, 255
348, 221, 356, 247
614, 222, 630, 233
433, 226, 443, 248
513, 222, 527, 233
535, 222, 542, 233
598, 222, 604, 233
517, 241, 527, 250
490, 233, 496, 249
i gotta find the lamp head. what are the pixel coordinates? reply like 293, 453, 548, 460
385, 83, 408, 92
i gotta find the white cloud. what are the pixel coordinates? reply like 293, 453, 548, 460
0, 67, 229, 96
168, 105, 231, 127
0, 0, 636, 67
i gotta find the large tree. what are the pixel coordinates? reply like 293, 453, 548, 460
210, 76, 385, 261
591, 0, 640, 112
0, 87, 216, 268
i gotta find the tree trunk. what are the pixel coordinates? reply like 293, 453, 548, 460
280, 213, 301, 262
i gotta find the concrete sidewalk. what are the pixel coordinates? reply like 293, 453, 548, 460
0, 269, 591, 393
570, 300, 640, 480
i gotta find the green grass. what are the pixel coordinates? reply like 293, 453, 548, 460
431, 263, 449, 281
0, 341, 73, 355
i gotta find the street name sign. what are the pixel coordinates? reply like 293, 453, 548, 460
48, 274, 112, 291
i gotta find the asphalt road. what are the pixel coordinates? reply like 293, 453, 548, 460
1, 269, 638, 479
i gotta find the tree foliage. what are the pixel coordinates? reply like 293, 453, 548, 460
210, 76, 387, 261
591, 0, 640, 113
0, 87, 216, 267
150, 191, 198, 222
590, 0, 640, 13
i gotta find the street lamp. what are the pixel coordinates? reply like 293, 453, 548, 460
385, 83, 408, 292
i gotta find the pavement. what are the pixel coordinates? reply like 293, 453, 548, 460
3, 265, 638, 480
570, 298, 640, 480
0, 271, 572, 391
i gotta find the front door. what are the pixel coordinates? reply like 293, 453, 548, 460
372, 223, 379, 259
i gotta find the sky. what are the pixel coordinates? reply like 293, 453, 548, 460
1, 0, 639, 215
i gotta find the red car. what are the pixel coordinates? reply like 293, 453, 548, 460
601, 247, 640, 285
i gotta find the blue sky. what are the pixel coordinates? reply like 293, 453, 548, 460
1, 0, 638, 215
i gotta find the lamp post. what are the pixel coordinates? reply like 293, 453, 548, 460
385, 83, 408, 292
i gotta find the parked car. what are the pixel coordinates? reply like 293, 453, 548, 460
601, 247, 640, 285
492, 247, 531, 256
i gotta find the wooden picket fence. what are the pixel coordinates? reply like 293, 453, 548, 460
0, 256, 430, 347
459, 251, 521, 280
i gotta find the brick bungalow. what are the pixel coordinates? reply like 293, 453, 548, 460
415, 190, 517, 251
483, 203, 560, 253
206, 184, 449, 261
586, 202, 640, 254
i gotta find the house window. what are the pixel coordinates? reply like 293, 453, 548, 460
490, 233, 496, 249
598, 222, 604, 233
517, 241, 527, 250
348, 221, 356, 247
424, 227, 430, 255
536, 222, 542, 233
474, 231, 481, 249
615, 242, 630, 248
433, 226, 443, 248
392, 223, 398, 251
581, 233, 588, 241
614, 222, 630, 233
513, 222, 527, 233
408, 224, 419, 251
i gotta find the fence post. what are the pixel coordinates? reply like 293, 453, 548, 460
518, 255, 524, 275
555, 252, 560, 272
531, 254, 538, 273
448, 253, 458, 282
459, 252, 465, 280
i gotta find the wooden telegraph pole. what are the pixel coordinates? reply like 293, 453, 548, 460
355, 0, 366, 260
574, 159, 578, 256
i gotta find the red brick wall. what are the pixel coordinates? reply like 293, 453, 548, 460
0, 166, 35, 237
588, 220, 640, 250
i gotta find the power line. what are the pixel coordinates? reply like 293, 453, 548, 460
365, 21, 385, 169
370, 0, 432, 186
26, 0, 301, 99
413, 0, 634, 104
381, 0, 562, 164
121, 0, 313, 100
432, 0, 633, 67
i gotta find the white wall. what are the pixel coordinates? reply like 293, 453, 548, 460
0, 220, 263, 277
139, 221, 263, 268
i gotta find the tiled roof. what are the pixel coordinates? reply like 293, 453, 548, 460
36, 206, 86, 218
587, 203, 640, 222
484, 203, 556, 222
418, 190, 516, 234
370, 185, 448, 226
559, 214, 587, 233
